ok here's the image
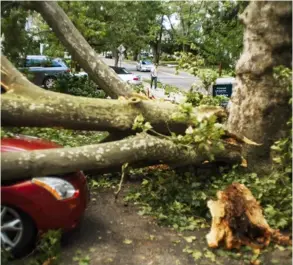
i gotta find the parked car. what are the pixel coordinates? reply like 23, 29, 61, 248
136, 60, 153, 72
105, 52, 113, 59
74, 66, 142, 85
18, 55, 70, 89
110, 66, 142, 85
1, 136, 89, 257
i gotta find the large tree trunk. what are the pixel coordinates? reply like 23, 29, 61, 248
227, 1, 292, 167
25, 1, 132, 99
1, 133, 242, 182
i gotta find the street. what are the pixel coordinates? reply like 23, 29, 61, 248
101, 58, 199, 91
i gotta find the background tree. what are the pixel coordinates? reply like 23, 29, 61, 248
227, 1, 292, 168
1, 2, 40, 64
197, 1, 247, 72
167, 1, 246, 72
167, 1, 204, 52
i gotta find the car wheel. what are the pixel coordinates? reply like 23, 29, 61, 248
43, 76, 57, 89
1, 205, 36, 258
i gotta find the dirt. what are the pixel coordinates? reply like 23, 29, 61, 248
10, 184, 292, 265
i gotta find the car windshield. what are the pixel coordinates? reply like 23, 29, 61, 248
110, 67, 130, 74
142, 61, 152, 65
24, 57, 68, 68
52, 59, 68, 67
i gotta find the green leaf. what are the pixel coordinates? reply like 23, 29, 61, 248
183, 236, 196, 243
182, 246, 193, 254
192, 250, 202, 260
123, 239, 133, 244
204, 250, 216, 262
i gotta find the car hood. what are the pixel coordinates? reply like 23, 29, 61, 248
118, 74, 140, 81
1, 136, 61, 152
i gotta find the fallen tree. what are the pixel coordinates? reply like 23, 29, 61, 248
1, 54, 253, 183
1, 56, 245, 181
2, 1, 289, 182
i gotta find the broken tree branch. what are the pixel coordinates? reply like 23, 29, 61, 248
1, 133, 242, 182
1, 55, 227, 135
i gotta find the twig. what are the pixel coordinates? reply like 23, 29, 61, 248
114, 163, 129, 201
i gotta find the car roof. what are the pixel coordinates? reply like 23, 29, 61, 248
27, 55, 48, 59
26, 56, 63, 62
1, 136, 61, 152
141, 60, 153, 63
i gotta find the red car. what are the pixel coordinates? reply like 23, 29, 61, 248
1, 136, 89, 257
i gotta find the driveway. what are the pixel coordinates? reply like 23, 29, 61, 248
59, 185, 292, 265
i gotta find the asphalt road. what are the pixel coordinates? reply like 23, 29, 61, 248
101, 58, 199, 91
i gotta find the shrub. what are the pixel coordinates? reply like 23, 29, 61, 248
186, 90, 228, 107
52, 74, 106, 98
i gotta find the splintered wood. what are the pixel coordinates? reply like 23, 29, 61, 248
206, 183, 291, 249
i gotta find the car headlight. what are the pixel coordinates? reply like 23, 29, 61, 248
32, 177, 76, 200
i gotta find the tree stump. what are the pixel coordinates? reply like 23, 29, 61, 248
206, 183, 291, 249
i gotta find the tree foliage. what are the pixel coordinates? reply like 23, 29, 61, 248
1, 3, 39, 63
197, 1, 247, 68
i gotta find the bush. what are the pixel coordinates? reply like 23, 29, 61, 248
51, 74, 106, 98
186, 90, 228, 107
196, 68, 218, 91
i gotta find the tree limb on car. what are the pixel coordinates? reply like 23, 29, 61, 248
1, 133, 242, 182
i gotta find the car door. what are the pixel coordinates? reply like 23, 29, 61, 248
25, 58, 46, 86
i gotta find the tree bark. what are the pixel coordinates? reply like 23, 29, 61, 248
1, 56, 227, 135
151, 43, 158, 64
156, 15, 164, 64
1, 133, 242, 182
227, 1, 292, 166
133, 50, 139, 62
25, 1, 132, 99
112, 48, 119, 67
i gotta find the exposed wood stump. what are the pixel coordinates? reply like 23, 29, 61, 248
206, 183, 291, 249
